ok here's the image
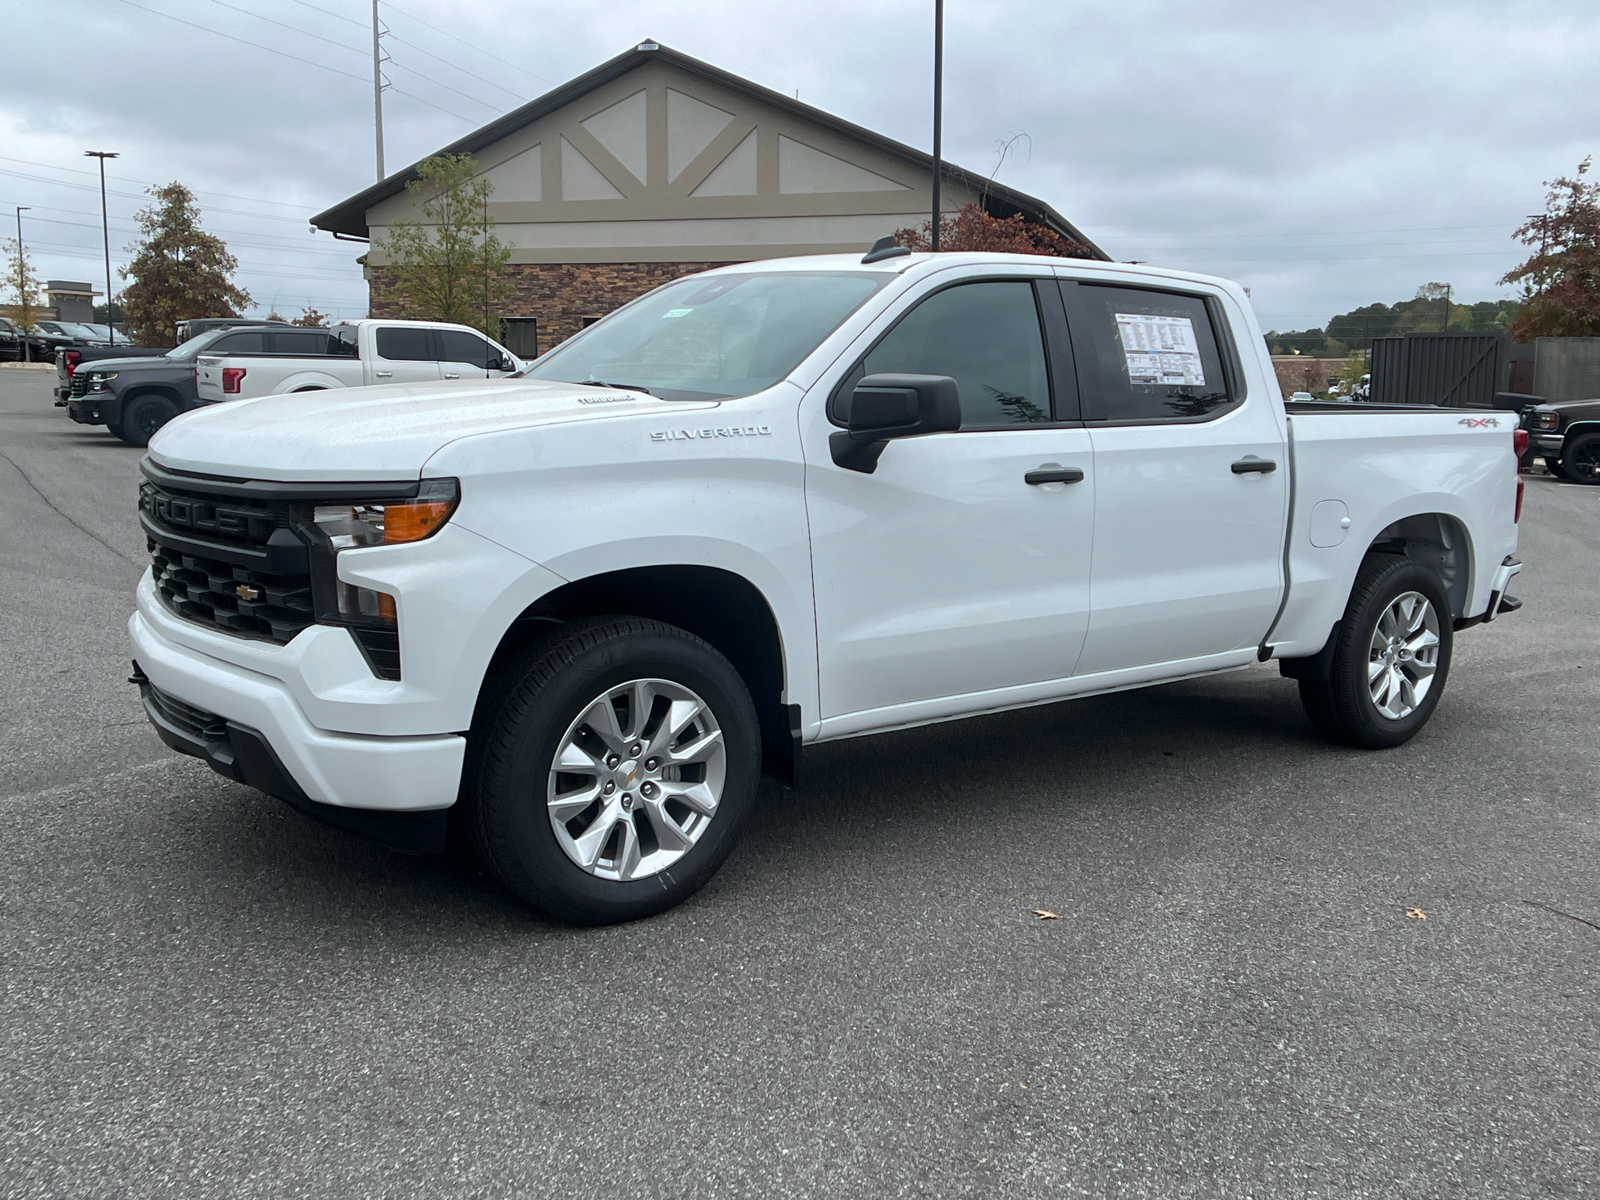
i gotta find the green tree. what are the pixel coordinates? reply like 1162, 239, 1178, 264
1501, 156, 1600, 341
120, 182, 252, 347
3, 236, 45, 360
381, 154, 513, 334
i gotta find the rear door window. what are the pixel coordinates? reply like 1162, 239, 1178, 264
1066, 284, 1237, 422
375, 327, 435, 361
269, 331, 330, 356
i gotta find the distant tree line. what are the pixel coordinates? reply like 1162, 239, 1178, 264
1265, 287, 1523, 357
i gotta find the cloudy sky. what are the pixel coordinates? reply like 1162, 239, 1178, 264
3, 0, 1595, 331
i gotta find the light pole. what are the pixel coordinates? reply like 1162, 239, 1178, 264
930, 0, 943, 251
84, 151, 119, 345
14, 206, 30, 362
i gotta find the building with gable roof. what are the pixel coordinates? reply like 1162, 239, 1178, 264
312, 41, 1105, 354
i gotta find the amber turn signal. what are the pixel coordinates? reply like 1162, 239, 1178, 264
383, 499, 455, 544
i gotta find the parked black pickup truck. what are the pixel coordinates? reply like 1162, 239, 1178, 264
1525, 399, 1600, 483
61, 323, 288, 446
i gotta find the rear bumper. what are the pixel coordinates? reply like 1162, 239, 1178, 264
129, 605, 466, 817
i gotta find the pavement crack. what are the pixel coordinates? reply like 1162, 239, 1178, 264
1521, 899, 1600, 934
0, 444, 141, 566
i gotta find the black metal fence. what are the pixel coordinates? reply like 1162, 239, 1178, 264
1368, 333, 1507, 408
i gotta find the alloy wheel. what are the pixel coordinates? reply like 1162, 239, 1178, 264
546, 678, 726, 881
1367, 590, 1441, 720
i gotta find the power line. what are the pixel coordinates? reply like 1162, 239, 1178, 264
387, 33, 528, 104
202, 0, 507, 115
382, 0, 555, 87
0, 156, 315, 212
110, 0, 478, 123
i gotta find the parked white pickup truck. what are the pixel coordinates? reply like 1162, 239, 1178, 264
132, 249, 1524, 924
194, 318, 522, 403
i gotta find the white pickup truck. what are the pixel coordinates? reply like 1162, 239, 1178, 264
194, 318, 522, 402
132, 250, 1524, 924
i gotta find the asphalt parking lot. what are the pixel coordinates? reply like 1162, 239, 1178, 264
2, 366, 1597, 1198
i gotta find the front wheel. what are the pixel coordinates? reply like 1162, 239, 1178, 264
117, 394, 178, 447
1298, 554, 1453, 749
1559, 433, 1600, 484
471, 617, 761, 924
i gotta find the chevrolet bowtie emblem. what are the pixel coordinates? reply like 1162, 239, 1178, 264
236, 584, 262, 601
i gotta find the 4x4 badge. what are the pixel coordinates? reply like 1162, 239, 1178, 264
1459, 417, 1500, 428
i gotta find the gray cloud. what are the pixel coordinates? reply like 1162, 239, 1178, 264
3, 0, 1593, 329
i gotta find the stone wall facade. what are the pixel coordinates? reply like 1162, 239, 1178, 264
367, 261, 737, 355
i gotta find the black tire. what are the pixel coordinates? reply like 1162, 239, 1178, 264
1297, 553, 1454, 750
1560, 433, 1600, 484
471, 616, 761, 925
1544, 456, 1570, 480
104, 415, 126, 441
117, 393, 178, 447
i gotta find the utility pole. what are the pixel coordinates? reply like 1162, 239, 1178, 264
84, 151, 119, 345
14, 206, 30, 361
372, 0, 386, 181
930, 0, 943, 252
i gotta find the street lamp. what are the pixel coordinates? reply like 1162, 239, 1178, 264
84, 151, 120, 345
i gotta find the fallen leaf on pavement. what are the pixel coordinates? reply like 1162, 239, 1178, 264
1406, 908, 1427, 920
1034, 910, 1059, 920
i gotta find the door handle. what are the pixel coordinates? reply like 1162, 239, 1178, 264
1024, 467, 1085, 485
444, 372, 460, 379
1231, 458, 1277, 474
375, 370, 393, 378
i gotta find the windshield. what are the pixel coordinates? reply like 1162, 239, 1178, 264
82, 323, 113, 339
521, 271, 887, 400
57, 322, 99, 338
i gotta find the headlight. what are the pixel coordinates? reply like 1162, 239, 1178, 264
297, 479, 459, 678
1530, 410, 1559, 431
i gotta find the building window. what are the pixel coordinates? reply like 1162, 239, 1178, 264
501, 317, 539, 360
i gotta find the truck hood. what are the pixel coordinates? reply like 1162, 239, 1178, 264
147, 378, 720, 481
84, 354, 172, 372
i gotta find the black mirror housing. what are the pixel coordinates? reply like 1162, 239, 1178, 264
831, 373, 960, 473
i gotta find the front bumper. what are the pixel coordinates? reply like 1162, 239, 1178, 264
1532, 432, 1565, 455
67, 397, 111, 425
130, 603, 466, 816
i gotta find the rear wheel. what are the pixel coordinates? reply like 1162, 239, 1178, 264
1298, 554, 1453, 749
117, 394, 178, 447
471, 617, 761, 924
1560, 433, 1600, 484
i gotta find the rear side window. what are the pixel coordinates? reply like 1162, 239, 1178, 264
437, 330, 497, 368
375, 327, 434, 361
330, 326, 359, 357
211, 332, 265, 354
269, 331, 330, 356
860, 280, 1053, 428
1070, 285, 1235, 422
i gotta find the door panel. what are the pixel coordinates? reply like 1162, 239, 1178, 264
1064, 281, 1288, 675
807, 274, 1095, 720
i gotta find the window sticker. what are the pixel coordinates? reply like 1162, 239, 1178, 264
1114, 313, 1206, 388
660, 308, 694, 319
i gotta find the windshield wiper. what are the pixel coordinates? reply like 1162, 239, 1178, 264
581, 380, 654, 395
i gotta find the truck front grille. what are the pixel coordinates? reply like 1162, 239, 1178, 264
140, 480, 315, 644
148, 542, 316, 643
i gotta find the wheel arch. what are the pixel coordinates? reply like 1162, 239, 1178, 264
1364, 511, 1473, 621
475, 565, 797, 785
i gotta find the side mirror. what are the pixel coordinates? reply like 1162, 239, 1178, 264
830, 373, 960, 473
